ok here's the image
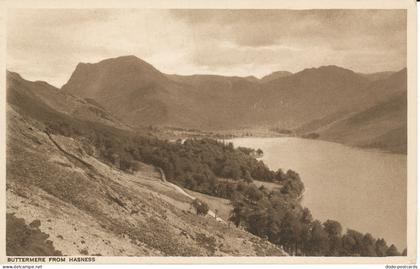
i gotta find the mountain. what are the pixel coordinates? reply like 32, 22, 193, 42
62, 57, 373, 130
7, 71, 127, 130
63, 57, 266, 130
307, 91, 407, 153
297, 69, 407, 153
61, 55, 406, 153
260, 71, 293, 83
358, 71, 395, 81
257, 65, 373, 128
6, 61, 407, 256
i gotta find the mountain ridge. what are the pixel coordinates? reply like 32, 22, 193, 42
62, 56, 393, 129
20, 54, 407, 153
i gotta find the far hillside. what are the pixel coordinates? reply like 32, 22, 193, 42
61, 56, 407, 153
296, 69, 407, 153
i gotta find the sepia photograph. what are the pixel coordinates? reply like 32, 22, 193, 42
1, 0, 417, 266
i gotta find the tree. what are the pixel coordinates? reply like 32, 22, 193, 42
323, 220, 343, 256
342, 229, 364, 256
245, 185, 263, 201
361, 233, 376, 256
119, 155, 134, 172
243, 170, 253, 184
192, 199, 209, 216
279, 212, 303, 255
275, 168, 286, 181
375, 238, 388, 257
229, 201, 246, 227
386, 244, 401, 256
299, 208, 313, 254
306, 220, 329, 256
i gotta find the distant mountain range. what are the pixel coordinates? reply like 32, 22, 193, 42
9, 55, 406, 153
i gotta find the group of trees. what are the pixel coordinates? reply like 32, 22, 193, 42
228, 183, 404, 256
44, 117, 404, 257
46, 117, 296, 195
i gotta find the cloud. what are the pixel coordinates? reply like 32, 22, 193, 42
169, 9, 406, 76
170, 9, 406, 48
7, 9, 406, 87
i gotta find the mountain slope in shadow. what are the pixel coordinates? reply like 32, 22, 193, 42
60, 55, 407, 153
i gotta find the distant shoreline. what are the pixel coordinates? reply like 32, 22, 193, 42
162, 127, 406, 156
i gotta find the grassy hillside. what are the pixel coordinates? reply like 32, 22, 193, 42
7, 71, 405, 256
7, 71, 127, 130
6, 105, 285, 256
296, 69, 407, 153
7, 71, 288, 256
302, 92, 407, 154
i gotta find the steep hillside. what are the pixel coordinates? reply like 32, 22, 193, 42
61, 56, 406, 153
296, 69, 407, 153
62, 56, 273, 130
7, 71, 127, 130
7, 70, 406, 256
61, 56, 388, 130
163, 73, 263, 129
61, 56, 230, 129
6, 105, 285, 256
6, 71, 286, 256
259, 65, 372, 128
315, 92, 407, 153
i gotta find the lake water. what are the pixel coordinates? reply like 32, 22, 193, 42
230, 137, 407, 250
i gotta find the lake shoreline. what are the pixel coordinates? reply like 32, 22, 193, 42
229, 136, 407, 250
163, 126, 405, 156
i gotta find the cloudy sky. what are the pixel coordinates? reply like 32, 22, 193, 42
7, 9, 406, 87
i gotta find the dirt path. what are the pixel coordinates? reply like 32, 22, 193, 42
155, 167, 225, 223
45, 131, 97, 172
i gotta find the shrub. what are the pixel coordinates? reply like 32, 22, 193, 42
192, 199, 209, 216
6, 214, 62, 256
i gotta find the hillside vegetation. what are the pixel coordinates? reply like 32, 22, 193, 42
7, 71, 405, 256
7, 105, 284, 256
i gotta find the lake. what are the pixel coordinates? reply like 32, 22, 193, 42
230, 137, 407, 250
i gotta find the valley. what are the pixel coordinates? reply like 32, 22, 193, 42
61, 56, 407, 154
6, 55, 407, 257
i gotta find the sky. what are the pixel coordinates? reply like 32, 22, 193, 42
7, 9, 406, 87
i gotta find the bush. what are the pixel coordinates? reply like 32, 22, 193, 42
192, 199, 209, 216
6, 214, 62, 256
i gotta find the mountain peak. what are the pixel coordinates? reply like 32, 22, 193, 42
305, 65, 354, 73
6, 70, 22, 81
62, 55, 167, 93
295, 65, 364, 80
98, 55, 145, 64
74, 55, 158, 71
260, 70, 293, 83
